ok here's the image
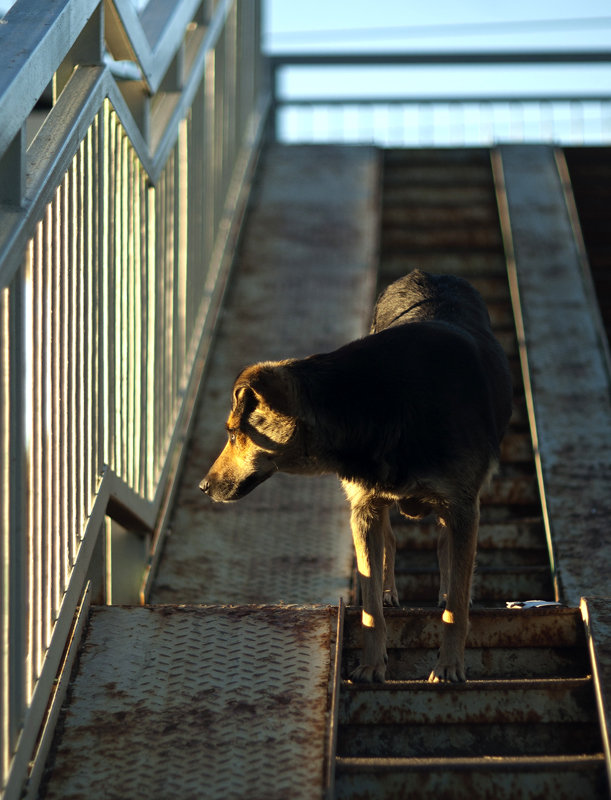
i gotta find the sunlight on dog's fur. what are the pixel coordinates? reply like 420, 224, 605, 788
201, 270, 512, 683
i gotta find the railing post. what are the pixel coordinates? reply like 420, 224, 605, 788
0, 127, 25, 207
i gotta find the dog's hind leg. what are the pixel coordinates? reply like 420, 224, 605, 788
344, 486, 388, 683
437, 525, 449, 608
382, 507, 400, 608
429, 498, 479, 683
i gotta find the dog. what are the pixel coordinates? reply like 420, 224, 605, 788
200, 270, 512, 683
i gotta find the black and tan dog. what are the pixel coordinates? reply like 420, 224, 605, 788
200, 270, 512, 683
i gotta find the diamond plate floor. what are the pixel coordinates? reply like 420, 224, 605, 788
150, 144, 380, 605
42, 605, 337, 800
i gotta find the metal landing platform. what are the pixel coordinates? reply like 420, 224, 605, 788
41, 605, 339, 800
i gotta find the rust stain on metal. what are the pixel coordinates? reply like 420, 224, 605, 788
43, 605, 337, 800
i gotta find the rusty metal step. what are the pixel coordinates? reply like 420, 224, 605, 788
338, 677, 597, 726
500, 432, 533, 463
482, 471, 540, 506
380, 251, 508, 279
338, 720, 601, 759
393, 516, 545, 550
342, 644, 589, 683
384, 148, 492, 166
383, 203, 500, 228
395, 567, 553, 605
342, 607, 586, 651
341, 608, 589, 683
396, 547, 548, 570
335, 754, 608, 799
381, 228, 503, 253
382, 162, 495, 186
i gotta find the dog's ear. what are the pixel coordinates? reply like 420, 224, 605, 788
231, 364, 297, 447
245, 365, 294, 416
232, 381, 256, 412
232, 363, 295, 416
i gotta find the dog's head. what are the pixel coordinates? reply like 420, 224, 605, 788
200, 362, 299, 502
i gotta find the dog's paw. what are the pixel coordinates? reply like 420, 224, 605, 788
427, 656, 466, 683
349, 662, 386, 684
383, 588, 400, 607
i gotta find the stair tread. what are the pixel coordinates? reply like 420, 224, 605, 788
336, 753, 606, 771
342, 676, 592, 691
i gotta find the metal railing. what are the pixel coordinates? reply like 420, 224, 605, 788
269, 51, 611, 146
0, 1, 266, 796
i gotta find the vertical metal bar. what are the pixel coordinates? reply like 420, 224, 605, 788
93, 112, 103, 504
153, 171, 163, 486
83, 126, 94, 528
164, 152, 175, 471
177, 119, 188, 396
146, 184, 156, 498
138, 167, 148, 498
1, 284, 11, 785
74, 140, 85, 563
133, 154, 143, 496
125, 138, 134, 491
58, 176, 69, 607
118, 131, 128, 486
116, 126, 126, 484
154, 169, 164, 483
37, 215, 48, 664
103, 104, 115, 479
203, 49, 216, 281
215, 30, 225, 225
224, 1, 237, 177
6, 273, 27, 756
24, 235, 37, 700
68, 150, 78, 574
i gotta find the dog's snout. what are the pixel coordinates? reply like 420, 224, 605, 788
199, 477, 210, 494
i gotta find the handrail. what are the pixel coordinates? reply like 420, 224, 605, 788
269, 49, 611, 146
270, 50, 611, 66
0, 2, 266, 797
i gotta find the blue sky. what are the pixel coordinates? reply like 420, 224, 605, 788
264, 1, 611, 52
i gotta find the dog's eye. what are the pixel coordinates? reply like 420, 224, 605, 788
229, 432, 237, 444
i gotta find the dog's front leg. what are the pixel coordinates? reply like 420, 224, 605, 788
429, 500, 479, 683
382, 506, 400, 607
348, 496, 388, 683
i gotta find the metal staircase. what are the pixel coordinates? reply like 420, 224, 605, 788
336, 609, 604, 798
332, 148, 609, 799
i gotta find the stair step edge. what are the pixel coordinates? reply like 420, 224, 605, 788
336, 753, 606, 773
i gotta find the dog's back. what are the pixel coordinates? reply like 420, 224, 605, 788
372, 270, 491, 334
372, 270, 512, 448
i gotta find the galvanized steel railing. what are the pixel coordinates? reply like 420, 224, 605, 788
269, 51, 611, 146
0, 1, 266, 796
